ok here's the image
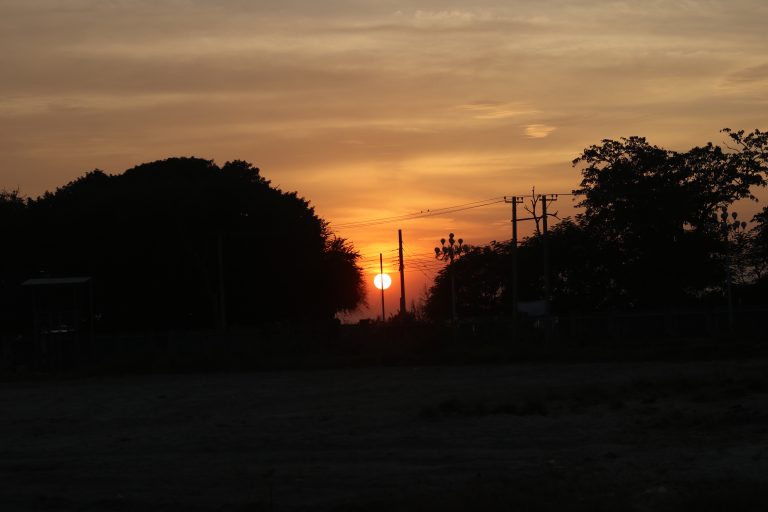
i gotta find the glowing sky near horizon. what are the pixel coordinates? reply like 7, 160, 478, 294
2, 0, 768, 319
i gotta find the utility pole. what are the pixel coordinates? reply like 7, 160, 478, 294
504, 191, 566, 338
379, 252, 386, 322
540, 194, 560, 310
504, 196, 521, 333
540, 193, 560, 341
541, 194, 550, 314
398, 229, 406, 317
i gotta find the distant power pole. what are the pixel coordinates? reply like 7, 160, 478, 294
379, 252, 386, 322
398, 229, 406, 317
504, 196, 522, 332
505, 191, 564, 337
540, 193, 560, 340
541, 194, 550, 313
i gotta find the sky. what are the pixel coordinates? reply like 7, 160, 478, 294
2, 0, 768, 320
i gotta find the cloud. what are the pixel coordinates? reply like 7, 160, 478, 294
524, 124, 556, 138
411, 9, 488, 27
460, 102, 538, 120
725, 63, 768, 85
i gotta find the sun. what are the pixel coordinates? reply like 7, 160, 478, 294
373, 273, 392, 290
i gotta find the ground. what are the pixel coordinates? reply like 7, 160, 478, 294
2, 358, 768, 511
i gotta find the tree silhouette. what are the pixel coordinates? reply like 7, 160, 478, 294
572, 133, 765, 307
0, 189, 31, 331
0, 158, 364, 332
424, 222, 605, 320
426, 241, 511, 320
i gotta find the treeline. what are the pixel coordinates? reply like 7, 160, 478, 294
425, 129, 768, 319
0, 158, 364, 332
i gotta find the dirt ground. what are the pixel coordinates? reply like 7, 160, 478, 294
2, 358, 768, 511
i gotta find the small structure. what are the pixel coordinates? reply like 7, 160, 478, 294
22, 277, 94, 368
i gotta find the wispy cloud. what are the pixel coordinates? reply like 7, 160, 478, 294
416, 9, 488, 25
394, 9, 493, 28
524, 124, 556, 138
725, 63, 768, 85
460, 102, 538, 120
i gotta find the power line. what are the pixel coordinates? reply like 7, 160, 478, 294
331, 192, 576, 231
332, 197, 506, 230
335, 196, 504, 226
402, 257, 441, 264
405, 244, 445, 269
360, 248, 399, 255
403, 245, 440, 281
358, 249, 399, 262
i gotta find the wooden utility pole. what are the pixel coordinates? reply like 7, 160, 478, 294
398, 229, 406, 317
541, 194, 550, 313
540, 193, 560, 341
504, 196, 520, 332
505, 191, 565, 337
379, 252, 386, 322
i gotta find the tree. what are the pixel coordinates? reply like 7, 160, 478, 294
0, 158, 364, 332
722, 128, 768, 177
712, 129, 768, 303
572, 133, 765, 308
426, 241, 506, 321
749, 209, 768, 281
0, 189, 31, 332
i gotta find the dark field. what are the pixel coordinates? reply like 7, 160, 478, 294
2, 358, 768, 511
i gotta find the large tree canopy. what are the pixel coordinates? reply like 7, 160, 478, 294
425, 129, 768, 319
572, 131, 766, 307
0, 157, 364, 332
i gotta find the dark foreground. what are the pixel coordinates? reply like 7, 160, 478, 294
2, 358, 768, 511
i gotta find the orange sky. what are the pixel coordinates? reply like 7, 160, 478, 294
2, 1, 768, 320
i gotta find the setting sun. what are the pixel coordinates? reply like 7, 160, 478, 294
373, 273, 392, 290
